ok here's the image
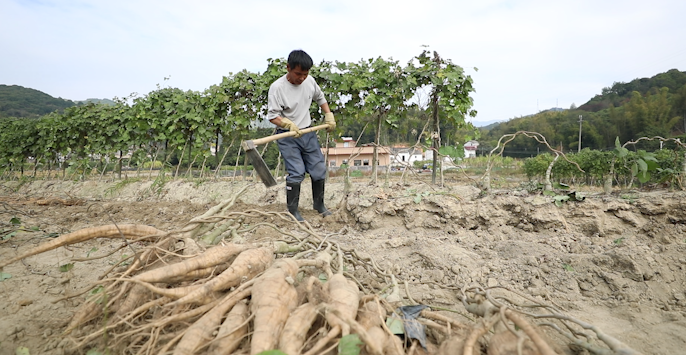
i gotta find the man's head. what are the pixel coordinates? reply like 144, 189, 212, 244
286, 50, 313, 85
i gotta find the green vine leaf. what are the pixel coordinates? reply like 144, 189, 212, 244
553, 195, 570, 207
631, 162, 638, 177
59, 263, 74, 272
386, 315, 405, 335
3, 231, 17, 241
338, 334, 364, 355
637, 159, 648, 173
86, 247, 98, 257
638, 171, 651, 184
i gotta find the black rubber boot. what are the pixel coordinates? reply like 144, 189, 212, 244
312, 179, 332, 217
286, 182, 304, 222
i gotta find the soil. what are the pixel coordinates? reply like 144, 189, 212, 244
1, 178, 686, 355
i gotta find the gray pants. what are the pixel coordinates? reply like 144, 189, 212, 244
276, 130, 327, 183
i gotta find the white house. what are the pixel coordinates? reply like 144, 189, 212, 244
408, 148, 423, 164
424, 149, 458, 169
464, 140, 479, 158
424, 149, 452, 163
389, 147, 424, 168
339, 137, 355, 147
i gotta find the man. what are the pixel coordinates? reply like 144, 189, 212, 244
267, 50, 336, 222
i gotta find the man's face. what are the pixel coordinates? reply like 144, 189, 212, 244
286, 65, 309, 85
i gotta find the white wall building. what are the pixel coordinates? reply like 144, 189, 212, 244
389, 147, 424, 167
464, 140, 479, 158
424, 149, 453, 163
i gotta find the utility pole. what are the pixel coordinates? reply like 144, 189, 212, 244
578, 115, 583, 152
430, 51, 441, 186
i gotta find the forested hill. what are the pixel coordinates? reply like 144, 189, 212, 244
580, 69, 686, 112
78, 98, 116, 105
0, 85, 75, 118
480, 69, 686, 155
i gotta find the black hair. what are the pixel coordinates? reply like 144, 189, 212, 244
287, 50, 313, 71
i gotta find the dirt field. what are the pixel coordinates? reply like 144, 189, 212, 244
1, 178, 685, 354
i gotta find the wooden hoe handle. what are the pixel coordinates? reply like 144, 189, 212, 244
248, 124, 331, 147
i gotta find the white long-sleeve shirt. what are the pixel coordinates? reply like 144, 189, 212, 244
267, 74, 327, 128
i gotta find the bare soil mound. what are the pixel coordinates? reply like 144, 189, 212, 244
1, 179, 685, 354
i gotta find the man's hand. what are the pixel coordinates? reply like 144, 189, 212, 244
324, 112, 336, 132
278, 117, 302, 138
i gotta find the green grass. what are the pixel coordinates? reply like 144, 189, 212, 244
104, 177, 141, 197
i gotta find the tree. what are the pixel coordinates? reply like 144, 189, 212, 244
408, 50, 477, 184
624, 88, 681, 142
672, 84, 686, 134
336, 57, 412, 184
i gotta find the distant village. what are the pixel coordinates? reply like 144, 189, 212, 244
321, 137, 480, 171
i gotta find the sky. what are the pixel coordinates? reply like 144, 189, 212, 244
2, 0, 685, 126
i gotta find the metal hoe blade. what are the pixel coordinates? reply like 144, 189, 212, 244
242, 140, 277, 187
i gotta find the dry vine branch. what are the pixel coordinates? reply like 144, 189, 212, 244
534, 313, 643, 355
616, 136, 686, 191
459, 283, 644, 355
482, 131, 584, 191
342, 122, 370, 192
